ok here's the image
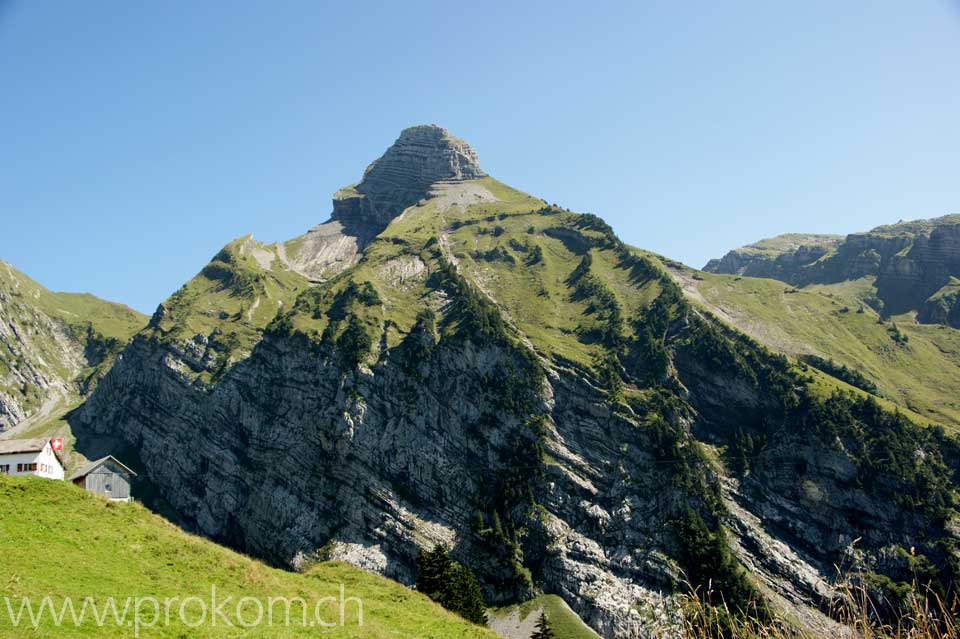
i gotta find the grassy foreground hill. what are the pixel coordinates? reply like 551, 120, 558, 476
0, 476, 496, 638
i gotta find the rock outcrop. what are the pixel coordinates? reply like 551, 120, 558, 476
702, 234, 842, 280
332, 124, 486, 232
275, 125, 488, 283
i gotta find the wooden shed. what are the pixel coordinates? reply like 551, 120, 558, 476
69, 456, 136, 502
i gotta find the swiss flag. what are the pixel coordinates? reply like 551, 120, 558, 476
50, 438, 63, 451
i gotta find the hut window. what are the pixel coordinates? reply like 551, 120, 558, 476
0, 465, 9, 474
105, 483, 113, 493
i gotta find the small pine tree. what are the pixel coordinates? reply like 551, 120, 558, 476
415, 545, 454, 602
491, 511, 505, 542
451, 565, 487, 625
337, 314, 373, 366
531, 611, 555, 638
415, 545, 487, 625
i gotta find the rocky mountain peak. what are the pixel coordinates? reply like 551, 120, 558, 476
360, 124, 486, 194
330, 124, 488, 234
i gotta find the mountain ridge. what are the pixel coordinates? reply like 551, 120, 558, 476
703, 215, 960, 326
0, 259, 146, 437
55, 127, 960, 638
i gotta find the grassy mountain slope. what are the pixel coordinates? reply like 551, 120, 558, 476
0, 261, 144, 341
674, 267, 960, 428
0, 475, 496, 638
2, 236, 307, 468
277, 176, 662, 374
255, 181, 960, 628
0, 260, 146, 434
148, 235, 309, 384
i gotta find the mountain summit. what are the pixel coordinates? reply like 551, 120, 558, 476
332, 124, 487, 231
361, 124, 486, 193
72, 127, 960, 638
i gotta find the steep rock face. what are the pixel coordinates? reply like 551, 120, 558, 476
78, 282, 956, 637
77, 329, 684, 638
358, 125, 485, 196
76, 128, 959, 638
918, 280, 960, 328
332, 125, 486, 232
702, 234, 842, 281
704, 216, 960, 322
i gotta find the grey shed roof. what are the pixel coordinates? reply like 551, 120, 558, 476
0, 438, 49, 455
68, 455, 137, 482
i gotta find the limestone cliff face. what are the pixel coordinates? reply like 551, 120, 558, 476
919, 283, 960, 328
74, 128, 959, 638
77, 294, 956, 637
332, 124, 487, 233
76, 329, 685, 637
702, 234, 842, 282
704, 216, 960, 322
358, 125, 486, 195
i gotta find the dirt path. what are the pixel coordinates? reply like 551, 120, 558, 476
247, 296, 261, 322
0, 392, 68, 440
487, 603, 545, 639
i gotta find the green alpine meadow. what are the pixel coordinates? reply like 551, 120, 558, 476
0, 476, 496, 638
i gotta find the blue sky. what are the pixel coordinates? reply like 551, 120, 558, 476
2, 1, 959, 313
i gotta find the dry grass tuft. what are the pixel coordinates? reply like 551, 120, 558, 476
682, 578, 958, 639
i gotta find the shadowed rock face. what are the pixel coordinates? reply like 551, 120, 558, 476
333, 124, 487, 233
704, 216, 960, 323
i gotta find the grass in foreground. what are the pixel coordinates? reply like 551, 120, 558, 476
681, 581, 959, 639
0, 476, 496, 638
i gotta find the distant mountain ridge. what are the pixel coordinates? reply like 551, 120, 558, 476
0, 261, 146, 433
704, 215, 960, 326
